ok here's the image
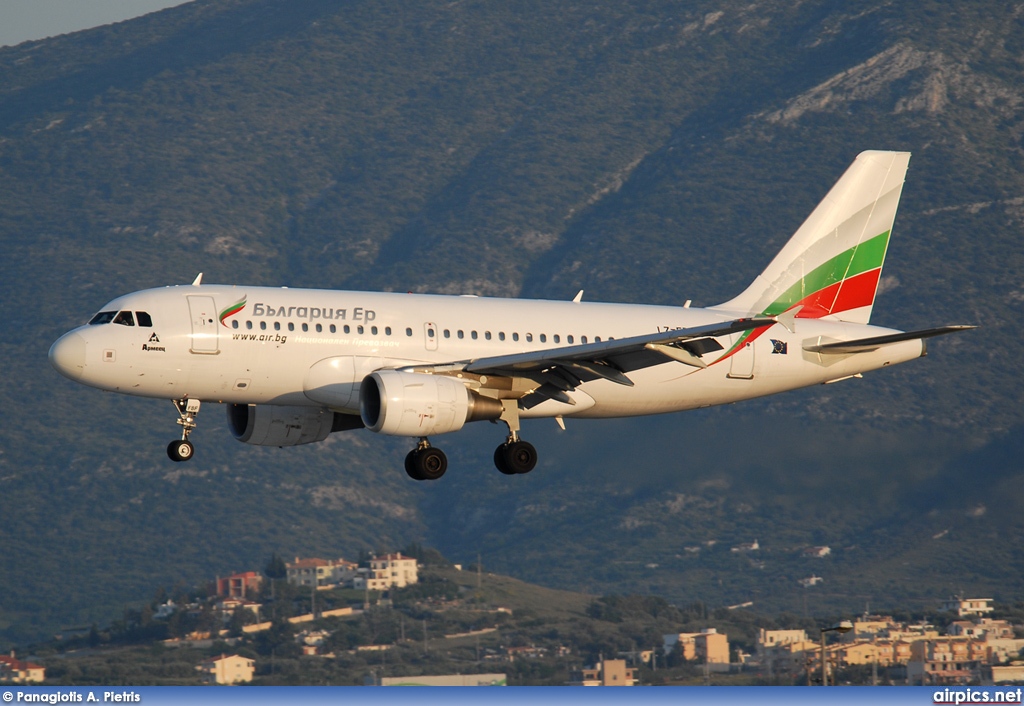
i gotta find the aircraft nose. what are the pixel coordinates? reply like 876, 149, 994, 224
49, 331, 87, 380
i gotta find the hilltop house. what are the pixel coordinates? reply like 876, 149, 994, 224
286, 557, 358, 588
353, 553, 419, 591
197, 654, 255, 685
0, 653, 45, 683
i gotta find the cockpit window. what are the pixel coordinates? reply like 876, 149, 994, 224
112, 311, 135, 326
89, 311, 117, 325
136, 311, 153, 327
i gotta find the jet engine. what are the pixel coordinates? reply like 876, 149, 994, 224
227, 403, 360, 446
360, 370, 503, 436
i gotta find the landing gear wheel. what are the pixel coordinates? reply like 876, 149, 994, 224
497, 440, 537, 474
405, 449, 426, 481
417, 447, 448, 480
167, 439, 194, 463
404, 446, 447, 481
494, 445, 517, 475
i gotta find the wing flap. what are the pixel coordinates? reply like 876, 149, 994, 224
803, 325, 975, 354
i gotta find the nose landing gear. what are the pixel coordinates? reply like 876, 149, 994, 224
167, 398, 201, 462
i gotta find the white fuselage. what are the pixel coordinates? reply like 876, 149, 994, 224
51, 284, 923, 426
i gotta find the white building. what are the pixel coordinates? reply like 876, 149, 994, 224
940, 598, 994, 617
197, 654, 255, 684
286, 557, 358, 588
353, 553, 418, 591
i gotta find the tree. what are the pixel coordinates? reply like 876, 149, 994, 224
264, 553, 287, 600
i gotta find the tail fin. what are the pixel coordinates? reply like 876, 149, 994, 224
714, 150, 910, 324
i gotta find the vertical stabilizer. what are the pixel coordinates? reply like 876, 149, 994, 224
713, 150, 910, 324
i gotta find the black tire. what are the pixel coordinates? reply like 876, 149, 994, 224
404, 449, 425, 481
167, 439, 194, 462
501, 440, 537, 474
494, 445, 517, 475
416, 447, 447, 481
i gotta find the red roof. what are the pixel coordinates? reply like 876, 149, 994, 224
0, 655, 43, 671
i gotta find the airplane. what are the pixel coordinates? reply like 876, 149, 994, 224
49, 150, 972, 481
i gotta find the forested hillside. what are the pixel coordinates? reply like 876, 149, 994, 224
1, 0, 1021, 648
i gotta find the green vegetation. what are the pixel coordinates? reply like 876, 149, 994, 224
0, 0, 1022, 650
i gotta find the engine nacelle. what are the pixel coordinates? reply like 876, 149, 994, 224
227, 403, 338, 446
360, 370, 503, 436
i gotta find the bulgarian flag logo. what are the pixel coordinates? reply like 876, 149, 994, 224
219, 296, 246, 327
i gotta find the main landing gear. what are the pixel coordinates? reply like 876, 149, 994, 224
402, 400, 537, 481
493, 398, 536, 475
405, 438, 448, 481
167, 398, 200, 463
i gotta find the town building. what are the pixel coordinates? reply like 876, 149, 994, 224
197, 654, 255, 685
286, 557, 357, 588
215, 571, 262, 599
353, 553, 418, 591
757, 629, 809, 655
991, 663, 1024, 684
567, 659, 637, 686
940, 597, 994, 617
947, 619, 1015, 640
664, 628, 730, 668
0, 652, 45, 683
907, 637, 991, 685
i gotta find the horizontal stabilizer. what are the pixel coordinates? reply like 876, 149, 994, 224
803, 325, 975, 354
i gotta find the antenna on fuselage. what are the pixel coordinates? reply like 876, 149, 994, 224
191, 273, 203, 286
572, 290, 583, 303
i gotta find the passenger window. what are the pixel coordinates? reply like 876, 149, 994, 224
371, 325, 377, 335
136, 312, 153, 327
471, 331, 478, 340
512, 333, 519, 341
444, 329, 450, 338
595, 336, 601, 342
288, 322, 295, 331
568, 335, 575, 344
330, 324, 336, 333
246, 321, 253, 330
301, 323, 308, 332
526, 333, 533, 342
89, 311, 117, 325
274, 322, 281, 331
458, 330, 464, 339
385, 327, 392, 336
316, 323, 323, 333
231, 320, 239, 329
485, 331, 491, 340
406, 328, 413, 337
499, 332, 506, 341
260, 321, 267, 330
539, 334, 547, 343
112, 311, 135, 326
357, 325, 364, 334
344, 325, 351, 334
554, 334, 561, 343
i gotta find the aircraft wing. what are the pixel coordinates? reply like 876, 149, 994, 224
407, 316, 775, 408
802, 325, 975, 354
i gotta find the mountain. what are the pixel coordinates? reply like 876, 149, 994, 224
1, 0, 1022, 647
